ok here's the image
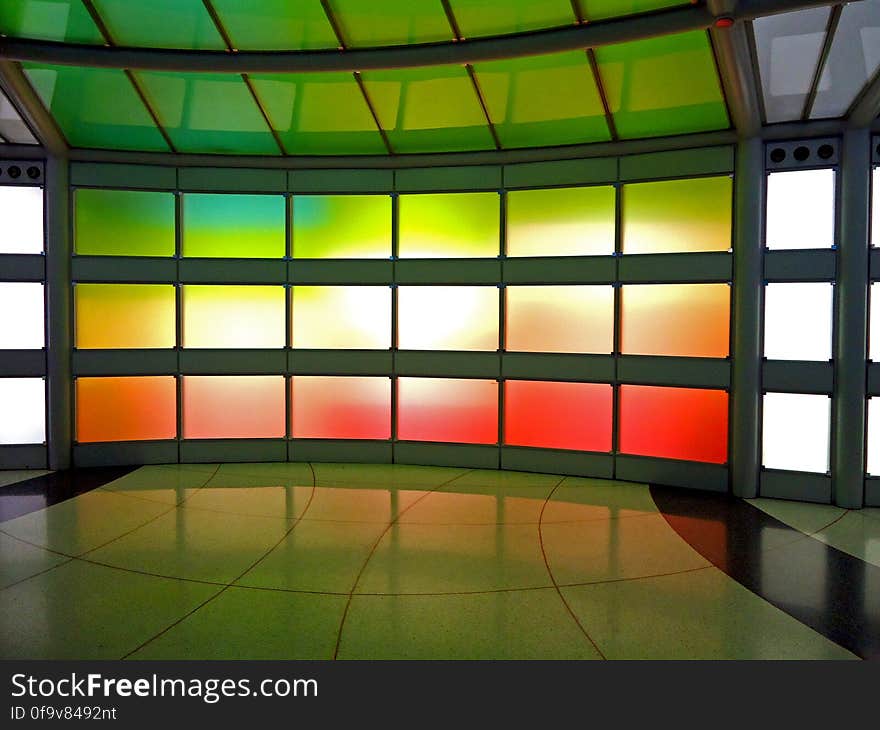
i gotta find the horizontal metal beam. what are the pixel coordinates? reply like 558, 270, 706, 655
0, 0, 838, 74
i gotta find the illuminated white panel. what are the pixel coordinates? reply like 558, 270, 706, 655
873, 168, 880, 246
0, 378, 45, 444
0, 282, 44, 349
0, 186, 43, 253
766, 169, 835, 250
868, 399, 880, 476
872, 283, 880, 361
764, 282, 833, 361
762, 392, 830, 473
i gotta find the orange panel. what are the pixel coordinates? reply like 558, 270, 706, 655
183, 376, 285, 439
76, 376, 176, 443
291, 376, 391, 440
397, 377, 497, 444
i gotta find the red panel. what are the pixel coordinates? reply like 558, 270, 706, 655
76, 376, 176, 443
397, 377, 497, 445
183, 376, 285, 439
291, 376, 391, 440
504, 380, 612, 451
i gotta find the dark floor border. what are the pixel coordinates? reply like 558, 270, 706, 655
650, 485, 880, 660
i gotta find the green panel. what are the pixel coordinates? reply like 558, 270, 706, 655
212, 0, 337, 50
361, 66, 495, 153
183, 194, 285, 259
75, 189, 176, 257
91, 0, 225, 49
474, 51, 610, 148
451, 0, 575, 38
0, 0, 103, 43
135, 71, 279, 155
595, 31, 729, 139
293, 195, 392, 258
330, 0, 452, 47
399, 192, 500, 258
249, 73, 386, 155
584, 1, 689, 21
22, 63, 169, 151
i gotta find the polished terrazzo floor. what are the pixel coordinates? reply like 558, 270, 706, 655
0, 462, 876, 660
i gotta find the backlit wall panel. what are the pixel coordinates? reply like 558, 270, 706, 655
506, 186, 615, 257
75, 284, 175, 349
75, 376, 176, 443
398, 286, 499, 351
183, 285, 286, 349
764, 282, 833, 361
397, 377, 498, 444
762, 392, 830, 473
504, 380, 612, 452
398, 192, 499, 258
74, 188, 175, 257
0, 378, 45, 444
871, 282, 880, 361
183, 376, 285, 439
292, 195, 391, 258
291, 376, 391, 440
0, 283, 44, 349
0, 186, 44, 254
618, 385, 729, 463
183, 193, 285, 258
621, 284, 730, 358
873, 167, 879, 246
621, 176, 732, 254
868, 399, 880, 476
505, 285, 613, 353
291, 286, 391, 349
766, 169, 835, 249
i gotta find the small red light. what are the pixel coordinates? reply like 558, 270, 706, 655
714, 16, 735, 28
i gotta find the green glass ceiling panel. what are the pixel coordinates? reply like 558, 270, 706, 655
212, 0, 337, 50
90, 0, 225, 50
183, 194, 285, 258
22, 63, 169, 151
249, 73, 386, 154
595, 31, 729, 139
361, 65, 495, 153
329, 0, 452, 47
135, 71, 278, 155
0, 0, 103, 43
75, 189, 175, 257
474, 51, 610, 148
450, 0, 575, 38
583, 1, 689, 22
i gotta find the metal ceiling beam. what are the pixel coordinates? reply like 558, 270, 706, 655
0, 1, 840, 74
847, 67, 880, 128
0, 60, 66, 155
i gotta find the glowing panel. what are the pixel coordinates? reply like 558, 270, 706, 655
292, 195, 391, 258
291, 376, 391, 440
868, 399, 880, 476
0, 283, 43, 349
182, 193, 285, 258
183, 376, 285, 439
75, 284, 175, 350
873, 168, 879, 246
398, 286, 498, 351
872, 283, 880, 361
506, 286, 613, 354
0, 378, 45, 445
75, 376, 176, 443
506, 185, 615, 257
766, 169, 835, 249
504, 380, 612, 452
291, 286, 390, 349
618, 385, 729, 463
398, 193, 499, 258
622, 176, 732, 254
762, 392, 830, 473
764, 283, 833, 361
183, 286, 285, 349
621, 284, 730, 358
0, 186, 43, 253
74, 189, 175, 257
397, 377, 498, 444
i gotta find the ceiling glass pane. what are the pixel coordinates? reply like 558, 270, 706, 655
212, 0, 337, 50
0, 88, 37, 144
811, 0, 880, 119
91, 0, 225, 50
328, 0, 452, 47
22, 63, 169, 151
752, 7, 830, 123
0, 0, 103, 44
595, 31, 729, 138
451, 0, 574, 38
361, 65, 495, 152
583, 1, 689, 22
135, 71, 278, 154
249, 73, 386, 154
474, 51, 610, 147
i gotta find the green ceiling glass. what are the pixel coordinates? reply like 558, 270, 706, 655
90, 0, 225, 50
0, 0, 103, 44
249, 73, 387, 155
450, 0, 575, 38
328, 0, 452, 47
22, 63, 170, 151
474, 51, 610, 148
583, 1, 690, 22
361, 65, 495, 153
212, 0, 337, 50
135, 71, 278, 154
594, 31, 729, 139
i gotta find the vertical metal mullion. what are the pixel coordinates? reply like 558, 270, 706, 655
498, 188, 506, 465
285, 193, 293, 449
391, 188, 399, 461
611, 176, 623, 477
175, 178, 183, 463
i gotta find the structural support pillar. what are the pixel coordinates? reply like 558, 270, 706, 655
45, 154, 71, 470
731, 137, 764, 498
833, 127, 870, 508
